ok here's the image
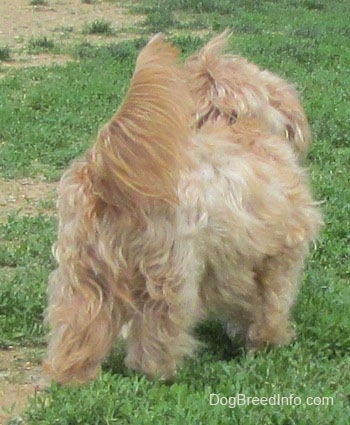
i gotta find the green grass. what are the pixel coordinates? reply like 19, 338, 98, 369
29, 0, 47, 5
83, 19, 114, 35
0, 215, 55, 346
27, 36, 56, 53
0, 0, 349, 423
0, 46, 11, 61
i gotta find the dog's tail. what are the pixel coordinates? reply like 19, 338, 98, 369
89, 35, 193, 207
184, 30, 311, 155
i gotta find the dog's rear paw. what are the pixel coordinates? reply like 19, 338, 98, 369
246, 321, 295, 350
43, 359, 100, 385
125, 352, 176, 381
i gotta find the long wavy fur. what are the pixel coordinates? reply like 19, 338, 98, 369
44, 36, 196, 383
89, 34, 193, 207
45, 33, 322, 385
184, 30, 312, 155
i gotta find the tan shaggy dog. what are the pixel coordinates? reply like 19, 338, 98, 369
44, 33, 322, 384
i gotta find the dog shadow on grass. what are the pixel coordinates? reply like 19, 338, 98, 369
102, 320, 245, 382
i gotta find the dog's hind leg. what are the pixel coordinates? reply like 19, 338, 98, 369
201, 250, 303, 350
246, 246, 307, 349
44, 266, 125, 384
124, 241, 205, 380
125, 299, 201, 380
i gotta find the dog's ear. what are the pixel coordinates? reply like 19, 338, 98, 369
197, 29, 232, 61
184, 29, 232, 72
183, 29, 235, 127
89, 35, 194, 208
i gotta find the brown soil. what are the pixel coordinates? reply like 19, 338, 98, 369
0, 178, 55, 424
0, 1, 143, 423
0, 178, 57, 224
0, 177, 57, 423
0, 347, 45, 424
0, 0, 143, 69
0, 179, 56, 425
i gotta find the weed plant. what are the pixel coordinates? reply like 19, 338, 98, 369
83, 19, 114, 35
0, 46, 11, 61
29, 0, 47, 5
27, 36, 55, 53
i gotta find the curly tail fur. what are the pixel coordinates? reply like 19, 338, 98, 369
89, 34, 193, 207
184, 30, 312, 156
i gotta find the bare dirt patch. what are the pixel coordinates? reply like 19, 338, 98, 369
0, 347, 45, 424
0, 178, 57, 224
0, 178, 55, 420
0, 0, 143, 69
0, 2, 142, 423
0, 178, 56, 423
